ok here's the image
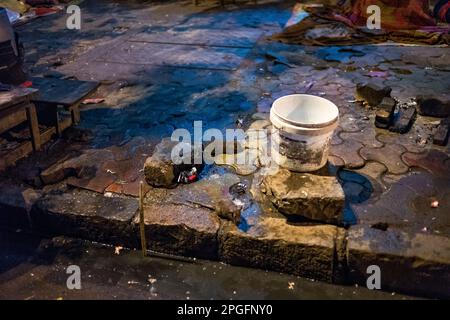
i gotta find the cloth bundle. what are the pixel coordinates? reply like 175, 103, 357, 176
272, 0, 450, 46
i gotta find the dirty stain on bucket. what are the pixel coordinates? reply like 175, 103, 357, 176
270, 94, 339, 172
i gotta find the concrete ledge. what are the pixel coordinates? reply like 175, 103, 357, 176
347, 225, 450, 299
219, 218, 338, 282
2, 183, 449, 298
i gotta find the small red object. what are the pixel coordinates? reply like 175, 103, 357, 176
188, 174, 197, 182
20, 81, 33, 88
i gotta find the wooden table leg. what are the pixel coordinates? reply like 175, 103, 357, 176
26, 103, 41, 151
53, 104, 62, 137
71, 103, 81, 124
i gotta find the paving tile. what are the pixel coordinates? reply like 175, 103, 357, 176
402, 149, 450, 177
351, 171, 450, 234
98, 41, 251, 71
130, 28, 263, 48
339, 113, 366, 133
329, 140, 365, 169
352, 161, 388, 193
331, 126, 343, 145
340, 124, 383, 148
377, 132, 428, 154
360, 144, 409, 175
328, 155, 345, 168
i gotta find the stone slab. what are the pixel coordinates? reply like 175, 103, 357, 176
97, 41, 251, 71
134, 203, 220, 260
218, 218, 339, 282
30, 189, 139, 248
347, 225, 450, 299
263, 169, 345, 224
130, 28, 263, 48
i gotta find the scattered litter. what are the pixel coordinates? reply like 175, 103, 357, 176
127, 280, 138, 285
20, 81, 33, 88
304, 81, 314, 92
114, 246, 124, 255
112, 26, 129, 34
229, 182, 247, 196
82, 98, 105, 105
147, 276, 157, 284
288, 282, 295, 290
106, 169, 116, 174
104, 192, 113, 198
421, 227, 428, 232
232, 198, 244, 208
368, 70, 389, 78
177, 167, 198, 184
431, 200, 439, 208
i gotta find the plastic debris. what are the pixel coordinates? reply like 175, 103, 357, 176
431, 200, 439, 208
114, 246, 123, 255
177, 167, 198, 184
229, 182, 247, 197
82, 98, 105, 105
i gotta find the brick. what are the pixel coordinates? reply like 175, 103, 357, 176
375, 97, 396, 128
433, 118, 450, 146
262, 169, 345, 224
390, 107, 416, 134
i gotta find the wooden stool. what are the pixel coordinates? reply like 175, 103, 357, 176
31, 77, 99, 136
0, 87, 41, 150
0, 87, 42, 169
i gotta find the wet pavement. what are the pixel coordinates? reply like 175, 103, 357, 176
0, 0, 449, 299
0, 230, 414, 300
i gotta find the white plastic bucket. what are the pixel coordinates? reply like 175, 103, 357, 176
270, 94, 339, 172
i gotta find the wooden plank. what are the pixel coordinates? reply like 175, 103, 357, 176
59, 116, 73, 132
0, 87, 39, 111
0, 141, 33, 171
0, 109, 26, 134
70, 103, 81, 124
40, 126, 56, 145
26, 103, 41, 151
31, 77, 100, 107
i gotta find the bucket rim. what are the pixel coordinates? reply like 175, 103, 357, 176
271, 94, 339, 129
